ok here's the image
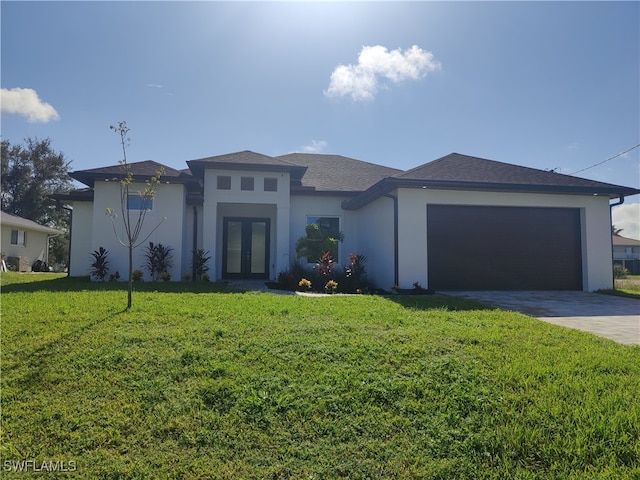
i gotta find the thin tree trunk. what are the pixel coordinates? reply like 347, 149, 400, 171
127, 243, 133, 309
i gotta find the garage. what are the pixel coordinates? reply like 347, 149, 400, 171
427, 205, 583, 290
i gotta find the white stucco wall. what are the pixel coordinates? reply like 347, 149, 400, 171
396, 188, 614, 291
69, 201, 94, 276
350, 194, 396, 289
202, 169, 291, 280
87, 181, 186, 281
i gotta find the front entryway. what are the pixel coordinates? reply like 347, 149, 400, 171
222, 217, 270, 279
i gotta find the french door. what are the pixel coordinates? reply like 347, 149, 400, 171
222, 218, 270, 279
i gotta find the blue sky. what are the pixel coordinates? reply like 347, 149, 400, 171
2, 1, 639, 237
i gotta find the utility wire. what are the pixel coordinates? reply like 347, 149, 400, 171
568, 143, 640, 175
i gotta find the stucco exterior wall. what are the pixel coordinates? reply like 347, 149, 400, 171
351, 194, 396, 289
87, 181, 186, 281
396, 188, 614, 291
69, 201, 94, 276
202, 169, 291, 280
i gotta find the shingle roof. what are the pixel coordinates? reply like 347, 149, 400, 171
278, 153, 403, 192
395, 153, 634, 191
343, 153, 640, 209
187, 151, 302, 177
1, 211, 63, 235
612, 234, 640, 246
71, 160, 191, 187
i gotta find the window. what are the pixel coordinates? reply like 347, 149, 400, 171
241, 176, 254, 191
127, 194, 153, 211
217, 175, 231, 190
264, 178, 278, 192
10, 229, 26, 246
305, 216, 341, 261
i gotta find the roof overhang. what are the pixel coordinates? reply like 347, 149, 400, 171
71, 171, 193, 188
0, 213, 64, 235
186, 160, 307, 179
51, 189, 94, 203
342, 178, 640, 210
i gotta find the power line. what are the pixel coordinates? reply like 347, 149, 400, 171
568, 143, 640, 175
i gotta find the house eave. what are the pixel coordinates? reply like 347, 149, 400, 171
71, 172, 193, 188
187, 160, 307, 178
342, 178, 640, 210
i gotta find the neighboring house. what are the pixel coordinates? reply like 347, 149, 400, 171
612, 234, 640, 275
1, 211, 63, 271
56, 151, 639, 291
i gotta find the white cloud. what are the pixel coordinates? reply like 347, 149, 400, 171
324, 45, 441, 101
612, 203, 640, 240
301, 140, 327, 154
1, 87, 60, 123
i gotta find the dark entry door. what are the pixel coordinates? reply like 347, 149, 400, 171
222, 218, 270, 279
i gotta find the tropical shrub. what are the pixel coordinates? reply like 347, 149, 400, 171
143, 242, 174, 281
298, 278, 312, 291
277, 261, 309, 290
89, 247, 110, 281
295, 223, 343, 262
315, 251, 335, 278
191, 248, 212, 281
344, 252, 367, 292
132, 269, 144, 282
325, 279, 338, 294
614, 263, 629, 279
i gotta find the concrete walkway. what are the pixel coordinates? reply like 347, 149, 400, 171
445, 291, 640, 345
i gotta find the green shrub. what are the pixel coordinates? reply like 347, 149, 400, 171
132, 269, 144, 281
277, 261, 309, 290
191, 249, 211, 281
614, 263, 629, 279
144, 242, 174, 281
89, 247, 109, 281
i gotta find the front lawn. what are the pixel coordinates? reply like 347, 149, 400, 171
2, 274, 639, 478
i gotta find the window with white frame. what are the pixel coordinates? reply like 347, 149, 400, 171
11, 229, 26, 246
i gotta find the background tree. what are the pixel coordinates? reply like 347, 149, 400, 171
612, 225, 624, 236
1, 138, 72, 269
106, 121, 165, 308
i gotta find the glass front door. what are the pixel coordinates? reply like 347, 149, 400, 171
222, 218, 270, 278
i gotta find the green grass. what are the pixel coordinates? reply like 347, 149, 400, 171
2, 273, 639, 479
599, 278, 640, 298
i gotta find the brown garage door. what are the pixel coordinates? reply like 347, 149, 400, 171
427, 205, 583, 290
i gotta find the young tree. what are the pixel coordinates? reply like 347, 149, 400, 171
106, 121, 165, 308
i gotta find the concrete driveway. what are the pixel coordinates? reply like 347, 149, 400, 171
445, 291, 640, 345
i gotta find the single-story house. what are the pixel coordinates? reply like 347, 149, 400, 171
612, 234, 640, 275
1, 211, 63, 271
57, 151, 639, 291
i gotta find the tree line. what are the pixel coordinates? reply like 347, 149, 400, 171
1, 137, 72, 269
